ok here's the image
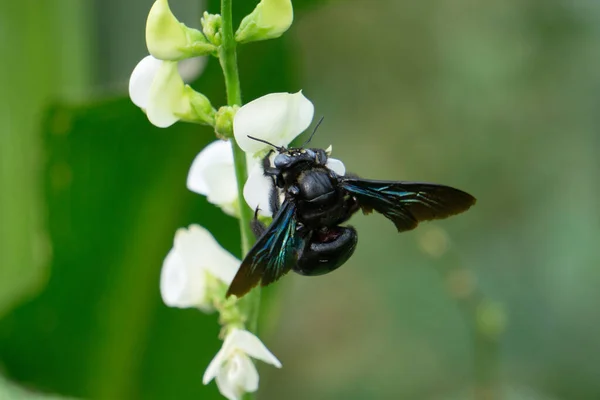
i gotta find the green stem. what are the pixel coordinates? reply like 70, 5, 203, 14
219, 0, 262, 334
219, 0, 252, 254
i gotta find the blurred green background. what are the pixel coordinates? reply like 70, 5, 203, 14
1, 0, 599, 399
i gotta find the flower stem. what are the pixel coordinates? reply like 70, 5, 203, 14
218, 0, 253, 253
219, 0, 262, 336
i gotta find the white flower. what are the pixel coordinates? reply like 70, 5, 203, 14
160, 225, 239, 311
203, 329, 282, 400
233, 91, 314, 155
243, 161, 275, 217
187, 140, 239, 216
235, 0, 294, 44
234, 92, 347, 217
146, 0, 215, 60
129, 55, 214, 128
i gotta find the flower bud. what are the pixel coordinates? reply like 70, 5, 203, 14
183, 86, 216, 126
146, 0, 216, 60
215, 106, 239, 139
235, 0, 293, 44
201, 11, 222, 46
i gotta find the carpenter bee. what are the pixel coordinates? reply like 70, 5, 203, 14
226, 127, 476, 298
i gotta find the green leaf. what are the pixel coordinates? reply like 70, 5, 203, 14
0, 375, 77, 400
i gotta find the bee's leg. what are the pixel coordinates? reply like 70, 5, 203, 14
261, 150, 273, 169
250, 207, 267, 238
268, 180, 281, 215
336, 195, 360, 224
261, 150, 278, 176
262, 151, 285, 188
250, 153, 281, 226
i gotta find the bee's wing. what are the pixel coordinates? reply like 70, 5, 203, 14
340, 177, 476, 232
226, 200, 305, 298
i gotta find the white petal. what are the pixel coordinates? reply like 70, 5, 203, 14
236, 354, 259, 392
203, 347, 226, 384
175, 225, 239, 284
243, 163, 273, 217
178, 56, 208, 83
129, 55, 162, 109
159, 247, 206, 308
218, 201, 238, 217
146, 0, 187, 60
326, 157, 346, 176
202, 163, 238, 205
229, 330, 282, 368
205, 330, 271, 400
233, 91, 314, 154
187, 140, 235, 197
215, 357, 246, 400
213, 353, 259, 400
146, 60, 186, 128
214, 377, 239, 400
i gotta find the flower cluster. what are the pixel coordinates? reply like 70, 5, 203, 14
129, 0, 294, 129
164, 92, 324, 399
128, 1, 345, 399
159, 224, 282, 399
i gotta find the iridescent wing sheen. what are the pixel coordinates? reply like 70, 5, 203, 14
340, 178, 476, 232
226, 200, 305, 298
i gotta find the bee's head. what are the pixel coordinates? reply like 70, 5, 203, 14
273, 148, 328, 170
246, 117, 327, 172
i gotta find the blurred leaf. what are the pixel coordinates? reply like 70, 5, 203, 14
0, 0, 92, 319
0, 96, 228, 399
0, 375, 77, 400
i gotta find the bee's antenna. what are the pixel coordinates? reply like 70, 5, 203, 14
301, 116, 324, 147
247, 135, 285, 152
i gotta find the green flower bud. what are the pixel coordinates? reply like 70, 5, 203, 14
235, 0, 293, 44
146, 0, 216, 60
201, 11, 222, 46
182, 85, 217, 126
215, 105, 239, 139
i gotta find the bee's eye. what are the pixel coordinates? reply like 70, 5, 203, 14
274, 153, 292, 169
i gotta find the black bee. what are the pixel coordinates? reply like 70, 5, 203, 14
226, 130, 476, 298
